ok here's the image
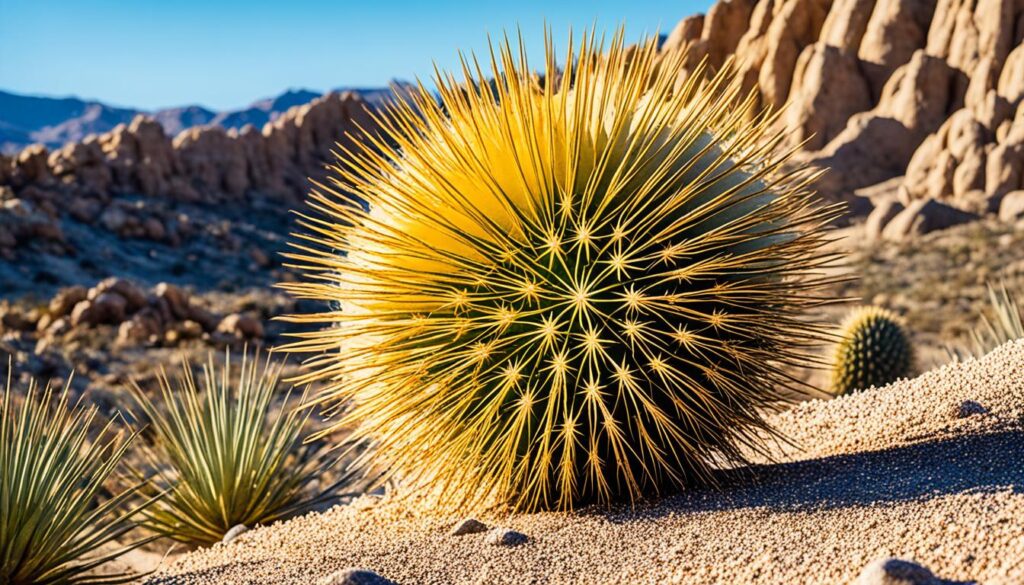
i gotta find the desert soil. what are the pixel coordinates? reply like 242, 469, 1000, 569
145, 339, 1024, 585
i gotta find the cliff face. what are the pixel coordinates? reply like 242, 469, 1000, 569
662, 0, 1024, 233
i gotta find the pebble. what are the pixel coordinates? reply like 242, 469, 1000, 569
317, 568, 396, 585
221, 524, 248, 545
853, 557, 939, 585
450, 518, 489, 536
484, 528, 528, 547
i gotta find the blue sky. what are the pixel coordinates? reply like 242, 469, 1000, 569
0, 0, 708, 111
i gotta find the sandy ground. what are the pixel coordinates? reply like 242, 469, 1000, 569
146, 340, 1024, 584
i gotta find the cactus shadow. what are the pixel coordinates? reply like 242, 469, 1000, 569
611, 428, 1024, 519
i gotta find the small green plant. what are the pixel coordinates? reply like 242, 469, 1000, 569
947, 281, 1024, 361
830, 306, 914, 395
1, 369, 152, 585
130, 352, 348, 546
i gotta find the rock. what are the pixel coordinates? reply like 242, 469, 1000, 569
154, 283, 191, 320
998, 44, 1024, 104
662, 14, 704, 54
48, 286, 88, 317
116, 309, 163, 346
986, 141, 1024, 198
873, 51, 958, 136
10, 144, 52, 187
785, 43, 872, 150
484, 528, 528, 547
0, 303, 31, 331
857, 0, 937, 98
90, 278, 148, 313
317, 568, 396, 585
881, 198, 978, 240
143, 217, 166, 241
221, 524, 248, 545
216, 313, 264, 339
68, 196, 102, 222
955, 399, 988, 418
70, 293, 127, 327
853, 557, 939, 585
450, 518, 489, 536
173, 126, 249, 199
699, 0, 755, 69
819, 0, 875, 52
865, 198, 905, 241
999, 190, 1024, 222
754, 0, 833, 110
903, 108, 993, 203
98, 206, 130, 234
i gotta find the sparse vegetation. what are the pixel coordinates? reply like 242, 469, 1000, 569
129, 352, 348, 546
947, 281, 1024, 361
1, 369, 152, 585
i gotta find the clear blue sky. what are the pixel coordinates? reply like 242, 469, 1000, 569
0, 0, 708, 112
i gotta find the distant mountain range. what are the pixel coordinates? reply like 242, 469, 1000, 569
0, 86, 403, 154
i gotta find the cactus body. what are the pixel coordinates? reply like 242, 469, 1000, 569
831, 306, 914, 395
282, 31, 841, 511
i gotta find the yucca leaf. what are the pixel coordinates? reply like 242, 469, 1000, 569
129, 350, 351, 546
1, 367, 155, 585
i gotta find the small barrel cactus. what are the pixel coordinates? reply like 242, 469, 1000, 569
282, 30, 842, 511
830, 306, 914, 395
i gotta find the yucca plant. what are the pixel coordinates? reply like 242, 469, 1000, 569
947, 280, 1024, 361
129, 352, 348, 546
829, 306, 914, 395
1, 369, 152, 584
281, 30, 842, 511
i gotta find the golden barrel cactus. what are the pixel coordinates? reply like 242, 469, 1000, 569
282, 30, 841, 511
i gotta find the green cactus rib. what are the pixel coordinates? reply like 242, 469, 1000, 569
831, 306, 914, 395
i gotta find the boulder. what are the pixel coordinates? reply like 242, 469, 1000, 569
216, 313, 264, 340
857, 0, 938, 98
881, 198, 978, 240
865, 197, 905, 240
48, 286, 88, 317
999, 190, 1024, 221
785, 43, 872, 150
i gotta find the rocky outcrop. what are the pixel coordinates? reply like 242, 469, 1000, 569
0, 91, 377, 263
1, 278, 266, 351
661, 0, 1024, 236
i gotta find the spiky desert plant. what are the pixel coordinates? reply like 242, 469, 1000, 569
1, 369, 152, 585
830, 306, 914, 395
281, 30, 842, 511
947, 280, 1024, 361
130, 352, 349, 546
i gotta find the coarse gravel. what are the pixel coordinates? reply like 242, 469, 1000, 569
147, 340, 1024, 584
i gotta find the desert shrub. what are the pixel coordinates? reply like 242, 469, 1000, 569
830, 306, 915, 395
947, 281, 1024, 361
129, 352, 348, 546
1, 370, 152, 584
280, 31, 842, 511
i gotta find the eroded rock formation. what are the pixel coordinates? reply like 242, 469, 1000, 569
664, 0, 1024, 238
